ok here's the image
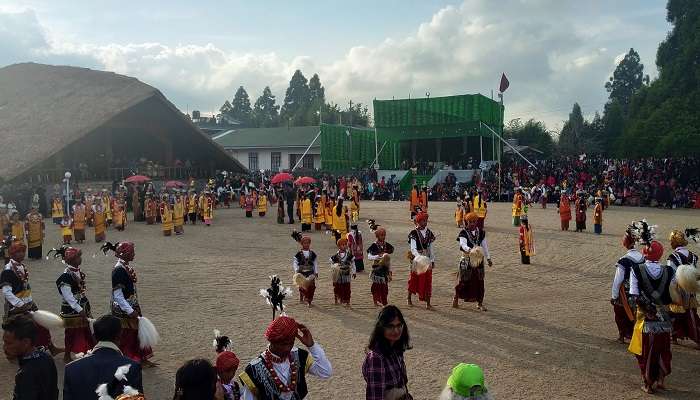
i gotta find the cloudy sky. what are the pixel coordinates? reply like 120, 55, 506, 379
0, 0, 670, 130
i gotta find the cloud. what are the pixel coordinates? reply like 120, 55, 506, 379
0, 2, 667, 128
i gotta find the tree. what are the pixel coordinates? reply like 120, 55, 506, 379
280, 70, 311, 126
504, 119, 556, 158
305, 74, 326, 125
191, 110, 201, 120
219, 100, 233, 115
252, 86, 280, 128
604, 48, 649, 115
558, 103, 585, 155
231, 86, 252, 126
602, 101, 625, 154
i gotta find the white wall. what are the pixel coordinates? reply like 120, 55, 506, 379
227, 147, 321, 171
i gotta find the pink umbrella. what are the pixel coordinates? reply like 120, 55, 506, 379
165, 180, 186, 189
271, 172, 294, 184
294, 176, 316, 185
124, 175, 151, 184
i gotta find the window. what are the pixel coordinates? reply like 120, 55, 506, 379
248, 152, 258, 171
302, 155, 314, 169
271, 152, 281, 172
289, 154, 300, 169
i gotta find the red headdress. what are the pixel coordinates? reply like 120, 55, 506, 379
215, 351, 240, 374
642, 240, 663, 262
415, 211, 429, 225
264, 316, 298, 343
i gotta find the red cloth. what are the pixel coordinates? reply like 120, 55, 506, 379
643, 241, 663, 262
415, 212, 428, 224
671, 308, 700, 344
371, 283, 388, 306
116, 242, 135, 261
265, 316, 298, 342
612, 304, 634, 339
35, 324, 52, 348
636, 332, 672, 386
455, 268, 484, 303
119, 326, 153, 363
333, 282, 351, 304
65, 326, 96, 355
407, 269, 432, 301
216, 351, 240, 373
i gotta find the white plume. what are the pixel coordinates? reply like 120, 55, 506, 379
114, 364, 131, 381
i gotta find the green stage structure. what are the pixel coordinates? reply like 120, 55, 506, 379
320, 93, 504, 171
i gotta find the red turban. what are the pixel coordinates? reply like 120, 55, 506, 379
264, 316, 298, 343
215, 351, 240, 373
9, 242, 26, 257
116, 242, 135, 261
643, 240, 663, 262
64, 247, 82, 266
415, 211, 429, 224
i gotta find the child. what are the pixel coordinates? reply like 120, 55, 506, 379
214, 331, 241, 400
292, 233, 318, 307
313, 195, 324, 231
330, 237, 355, 307
519, 215, 535, 264
244, 193, 254, 218
60, 216, 73, 244
593, 197, 603, 234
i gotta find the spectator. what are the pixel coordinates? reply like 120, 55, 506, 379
63, 314, 143, 400
2, 314, 58, 400
362, 305, 412, 400
439, 363, 492, 400
173, 358, 220, 400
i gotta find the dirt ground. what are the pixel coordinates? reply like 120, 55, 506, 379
1, 201, 699, 399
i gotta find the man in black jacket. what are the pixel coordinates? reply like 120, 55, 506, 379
2, 314, 58, 400
63, 315, 143, 400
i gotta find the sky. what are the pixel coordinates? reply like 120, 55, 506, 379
0, 0, 671, 130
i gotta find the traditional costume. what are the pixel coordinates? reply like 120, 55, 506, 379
51, 196, 64, 225
93, 200, 107, 243
454, 213, 492, 310
409, 186, 421, 220
145, 196, 157, 225
407, 212, 435, 308
1, 243, 57, 351
245, 194, 255, 218
173, 194, 185, 235
472, 189, 487, 230
25, 207, 44, 259
300, 195, 312, 232
202, 191, 214, 226
72, 202, 86, 243
331, 200, 348, 243
666, 229, 699, 346
54, 246, 95, 360
312, 196, 324, 230
349, 186, 360, 223
107, 242, 155, 363
85, 190, 95, 227
258, 193, 268, 217
330, 238, 355, 305
239, 316, 332, 400
628, 240, 673, 393
113, 196, 127, 231
324, 194, 334, 230
347, 224, 365, 273
518, 216, 535, 264
419, 187, 429, 214
367, 228, 394, 306
575, 191, 587, 232
593, 197, 603, 234
160, 198, 173, 236
60, 216, 73, 244
558, 193, 572, 231
132, 188, 143, 222
187, 191, 198, 224
292, 235, 318, 306
611, 230, 645, 343
215, 333, 242, 400
10, 212, 25, 245
103, 191, 113, 226
277, 193, 285, 224
512, 188, 524, 226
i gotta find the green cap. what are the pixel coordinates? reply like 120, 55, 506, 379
446, 363, 486, 397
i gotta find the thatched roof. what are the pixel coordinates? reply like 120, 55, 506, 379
0, 62, 245, 181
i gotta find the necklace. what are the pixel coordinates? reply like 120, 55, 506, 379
263, 349, 298, 393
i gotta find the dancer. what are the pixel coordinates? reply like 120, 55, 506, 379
558, 191, 572, 231
239, 316, 332, 400
60, 215, 73, 245
257, 190, 268, 217
512, 187, 524, 226
161, 195, 173, 236
409, 185, 421, 220
187, 190, 198, 225
628, 240, 673, 394
454, 213, 492, 311
407, 211, 436, 309
331, 197, 349, 243
214, 330, 241, 400
350, 185, 361, 223
51, 194, 64, 225
667, 229, 699, 347
113, 194, 127, 232
324, 192, 334, 231
54, 246, 95, 362
24, 204, 44, 260
472, 188, 487, 230
367, 227, 394, 307
313, 195, 324, 230
145, 194, 157, 225
1, 242, 63, 355
244, 192, 255, 218
93, 196, 107, 243
300, 192, 312, 232
202, 190, 214, 226
72, 199, 86, 243
104, 241, 156, 366
330, 238, 355, 307
292, 233, 318, 307
347, 224, 365, 273
575, 190, 587, 232
593, 197, 603, 235
173, 192, 185, 235
610, 227, 645, 343
518, 216, 535, 264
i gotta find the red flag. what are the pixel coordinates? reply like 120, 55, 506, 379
499, 73, 510, 93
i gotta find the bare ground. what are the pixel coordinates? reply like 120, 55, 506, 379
1, 201, 700, 399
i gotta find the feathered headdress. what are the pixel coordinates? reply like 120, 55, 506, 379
259, 275, 292, 320
213, 329, 232, 353
291, 230, 303, 243
100, 241, 120, 255
0, 235, 15, 254
95, 364, 143, 400
686, 228, 700, 245
628, 219, 657, 246
367, 219, 380, 232
46, 244, 69, 260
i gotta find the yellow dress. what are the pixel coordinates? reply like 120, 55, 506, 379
173, 201, 185, 227
301, 199, 313, 224
11, 221, 25, 243
103, 196, 112, 221
25, 213, 43, 249
349, 192, 360, 223
161, 204, 173, 233
257, 195, 268, 214
313, 199, 325, 225
93, 209, 106, 241
331, 205, 348, 236
472, 195, 487, 220
51, 199, 64, 219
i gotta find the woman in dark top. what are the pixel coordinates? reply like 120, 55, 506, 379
362, 305, 412, 400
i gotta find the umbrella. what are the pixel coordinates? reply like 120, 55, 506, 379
165, 180, 186, 189
124, 175, 151, 184
271, 172, 294, 185
294, 176, 316, 186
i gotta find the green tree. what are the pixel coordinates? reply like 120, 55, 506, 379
604, 48, 649, 115
504, 119, 556, 158
558, 103, 585, 155
280, 70, 310, 126
619, 0, 700, 156
231, 86, 252, 126
219, 100, 233, 116
252, 86, 280, 128
305, 74, 326, 125
602, 101, 625, 154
